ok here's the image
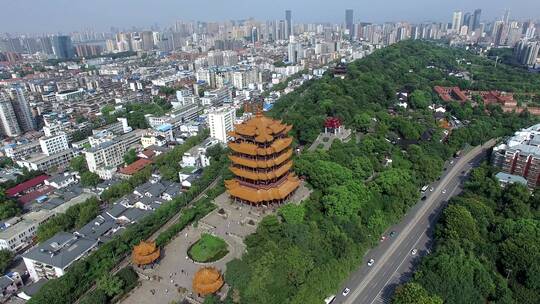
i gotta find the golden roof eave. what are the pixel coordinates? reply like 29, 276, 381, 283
225, 174, 300, 203
228, 137, 293, 156
229, 161, 293, 181
228, 149, 293, 168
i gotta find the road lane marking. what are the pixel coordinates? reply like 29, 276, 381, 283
367, 176, 463, 304
343, 145, 488, 304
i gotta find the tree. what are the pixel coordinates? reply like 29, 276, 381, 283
323, 181, 370, 218
97, 274, 124, 297
393, 282, 443, 304
80, 171, 101, 187
75, 198, 100, 228
0, 249, 13, 273
409, 90, 431, 109
0, 200, 22, 220
123, 149, 138, 165
69, 155, 88, 172
278, 204, 305, 224
354, 112, 373, 132
79, 290, 107, 304
437, 204, 480, 249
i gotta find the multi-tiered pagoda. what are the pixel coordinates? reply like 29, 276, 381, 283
225, 112, 300, 206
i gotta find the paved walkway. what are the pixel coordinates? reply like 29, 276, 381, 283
122, 193, 259, 304
308, 128, 352, 151
122, 183, 311, 304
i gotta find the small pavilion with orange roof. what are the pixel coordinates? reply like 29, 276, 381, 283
131, 240, 160, 267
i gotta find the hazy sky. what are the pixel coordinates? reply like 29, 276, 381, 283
2, 0, 540, 34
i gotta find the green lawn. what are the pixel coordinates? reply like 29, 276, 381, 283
188, 233, 229, 263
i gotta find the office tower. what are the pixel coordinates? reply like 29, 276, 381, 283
141, 31, 154, 51
0, 93, 21, 137
472, 9, 482, 30
11, 86, 36, 132
51, 35, 74, 59
452, 11, 463, 33
278, 20, 287, 40
493, 21, 507, 46
346, 9, 354, 39
463, 13, 472, 32
251, 27, 259, 43
503, 9, 510, 24
285, 10, 292, 38
208, 106, 235, 143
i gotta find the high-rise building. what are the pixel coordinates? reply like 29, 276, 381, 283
503, 9, 510, 24
11, 86, 36, 132
346, 9, 354, 39
287, 36, 303, 64
74, 44, 102, 57
0, 93, 21, 137
141, 31, 154, 51
472, 9, 482, 30
208, 106, 235, 143
285, 10, 292, 38
452, 11, 463, 33
463, 12, 472, 32
493, 21, 507, 46
51, 36, 74, 59
515, 40, 540, 66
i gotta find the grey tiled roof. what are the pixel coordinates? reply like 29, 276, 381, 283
76, 215, 117, 241
22, 232, 98, 269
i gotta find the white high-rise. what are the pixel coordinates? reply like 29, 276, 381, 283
452, 11, 463, 33
0, 93, 21, 137
208, 107, 235, 143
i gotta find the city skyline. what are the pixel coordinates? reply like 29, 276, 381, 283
2, 0, 540, 34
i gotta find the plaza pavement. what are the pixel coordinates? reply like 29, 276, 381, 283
121, 184, 311, 304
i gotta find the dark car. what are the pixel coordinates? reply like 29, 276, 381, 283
421, 196, 427, 201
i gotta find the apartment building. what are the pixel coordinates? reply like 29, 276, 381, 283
23, 232, 98, 282
84, 131, 143, 179
208, 106, 235, 143
39, 133, 69, 156
492, 123, 540, 188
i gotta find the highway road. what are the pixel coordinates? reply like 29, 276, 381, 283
334, 141, 495, 304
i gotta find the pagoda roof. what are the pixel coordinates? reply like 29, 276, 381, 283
225, 174, 300, 203
192, 267, 224, 296
228, 137, 292, 156
132, 240, 160, 265
229, 160, 293, 181
230, 112, 292, 143
228, 149, 292, 169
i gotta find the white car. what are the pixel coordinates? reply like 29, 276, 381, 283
442, 189, 447, 194
411, 248, 418, 255
429, 187, 434, 192
342, 288, 351, 296
367, 259, 375, 267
